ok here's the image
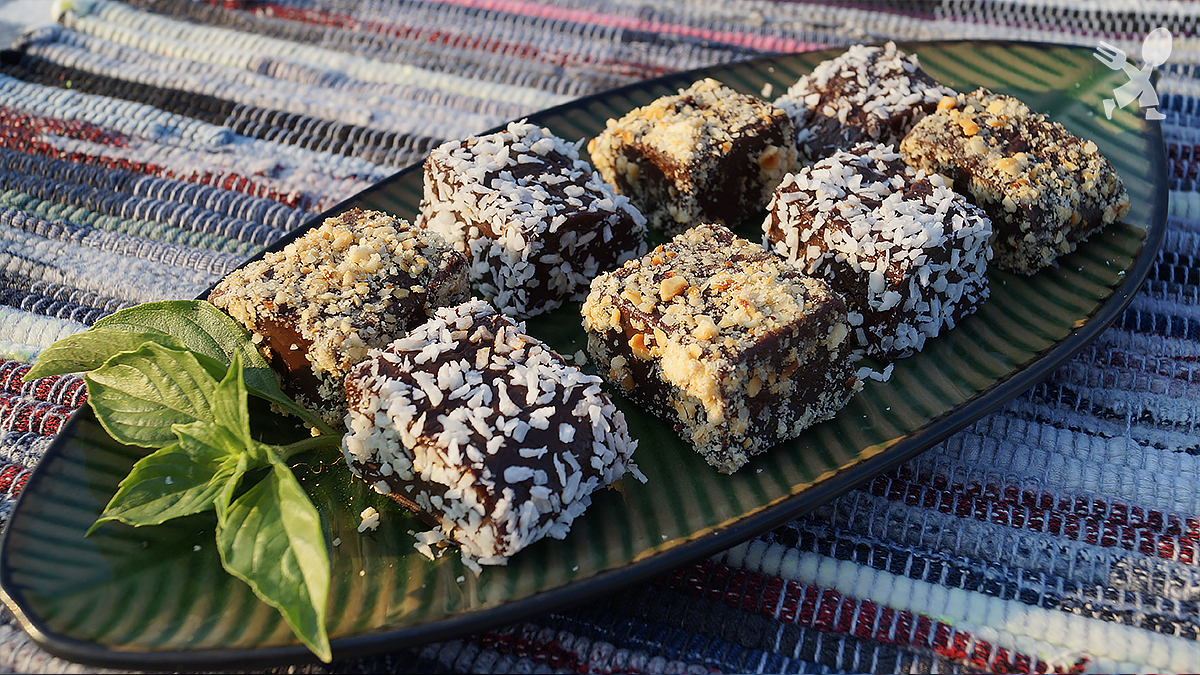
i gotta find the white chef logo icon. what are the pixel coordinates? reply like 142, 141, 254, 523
1095, 28, 1171, 120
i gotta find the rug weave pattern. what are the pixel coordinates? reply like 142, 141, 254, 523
0, 1, 1196, 673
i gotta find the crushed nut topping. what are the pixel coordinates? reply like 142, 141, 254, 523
589, 78, 798, 235
209, 208, 468, 425
582, 223, 859, 473
901, 87, 1130, 275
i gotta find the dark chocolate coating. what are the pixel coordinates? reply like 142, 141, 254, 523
582, 223, 859, 474
340, 300, 639, 563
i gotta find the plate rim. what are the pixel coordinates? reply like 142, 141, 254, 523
0, 39, 1169, 670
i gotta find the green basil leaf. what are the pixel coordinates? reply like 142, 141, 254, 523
87, 350, 271, 517
88, 445, 245, 534
208, 352, 255, 450
95, 300, 336, 435
95, 300, 267, 370
182, 354, 273, 466
214, 453, 250, 525
24, 329, 189, 381
216, 454, 331, 662
90, 356, 260, 532
85, 342, 223, 448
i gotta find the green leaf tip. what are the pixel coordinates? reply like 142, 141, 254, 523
216, 454, 332, 662
23, 329, 188, 381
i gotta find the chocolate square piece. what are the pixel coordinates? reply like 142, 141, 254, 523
341, 300, 641, 570
587, 78, 798, 236
208, 208, 468, 425
774, 42, 955, 162
764, 143, 993, 360
418, 121, 646, 319
900, 88, 1130, 275
582, 223, 859, 474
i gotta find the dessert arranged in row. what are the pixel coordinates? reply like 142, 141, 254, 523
202, 41, 1130, 569
416, 122, 647, 319
582, 222, 860, 474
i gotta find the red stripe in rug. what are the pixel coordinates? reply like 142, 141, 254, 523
0, 393, 77, 436
0, 461, 30, 498
863, 466, 1199, 564
0, 360, 87, 408
232, 0, 823, 74
660, 559, 1088, 674
0, 107, 131, 147
463, 621, 717, 674
1080, 344, 1200, 382
404, 0, 824, 53
245, 2, 673, 79
0, 109, 315, 209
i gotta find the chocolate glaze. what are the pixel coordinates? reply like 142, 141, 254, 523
589, 78, 797, 237
421, 123, 646, 319
802, 74, 943, 160
583, 223, 858, 473
764, 147, 990, 360
901, 88, 1129, 275
207, 209, 470, 425
340, 303, 628, 547
775, 42, 954, 163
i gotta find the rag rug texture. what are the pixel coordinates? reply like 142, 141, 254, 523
0, 1, 1196, 673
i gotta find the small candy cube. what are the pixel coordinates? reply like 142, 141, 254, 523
582, 223, 859, 474
418, 121, 646, 318
588, 78, 798, 235
900, 88, 1129, 275
764, 143, 992, 360
342, 300, 642, 570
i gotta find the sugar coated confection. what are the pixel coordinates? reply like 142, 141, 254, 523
900, 88, 1130, 275
582, 223, 859, 474
208, 208, 468, 426
774, 42, 955, 162
417, 121, 647, 319
587, 78, 798, 236
764, 143, 992, 360
341, 299, 642, 571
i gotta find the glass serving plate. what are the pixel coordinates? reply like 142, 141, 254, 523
0, 41, 1167, 670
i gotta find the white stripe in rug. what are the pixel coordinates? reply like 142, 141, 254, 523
932, 410, 1200, 517
66, 1, 570, 111
0, 223, 220, 303
26, 37, 498, 141
0, 74, 393, 180
717, 539, 1200, 673
0, 339, 42, 363
0, 307, 86, 352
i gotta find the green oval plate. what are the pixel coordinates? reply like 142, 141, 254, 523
0, 41, 1168, 670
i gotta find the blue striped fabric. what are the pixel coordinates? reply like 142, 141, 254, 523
0, 1, 1196, 673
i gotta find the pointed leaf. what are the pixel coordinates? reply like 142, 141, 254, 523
175, 357, 271, 467
216, 456, 331, 662
210, 353, 255, 451
94, 300, 270, 373
214, 453, 250, 525
89, 444, 245, 532
24, 329, 189, 381
85, 343, 222, 447
95, 300, 335, 434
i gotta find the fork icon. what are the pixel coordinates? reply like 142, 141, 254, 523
1095, 28, 1171, 121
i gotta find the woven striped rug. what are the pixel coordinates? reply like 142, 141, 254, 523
0, 1, 1196, 673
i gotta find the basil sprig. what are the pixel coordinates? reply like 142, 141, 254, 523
28, 300, 337, 436
26, 300, 342, 662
